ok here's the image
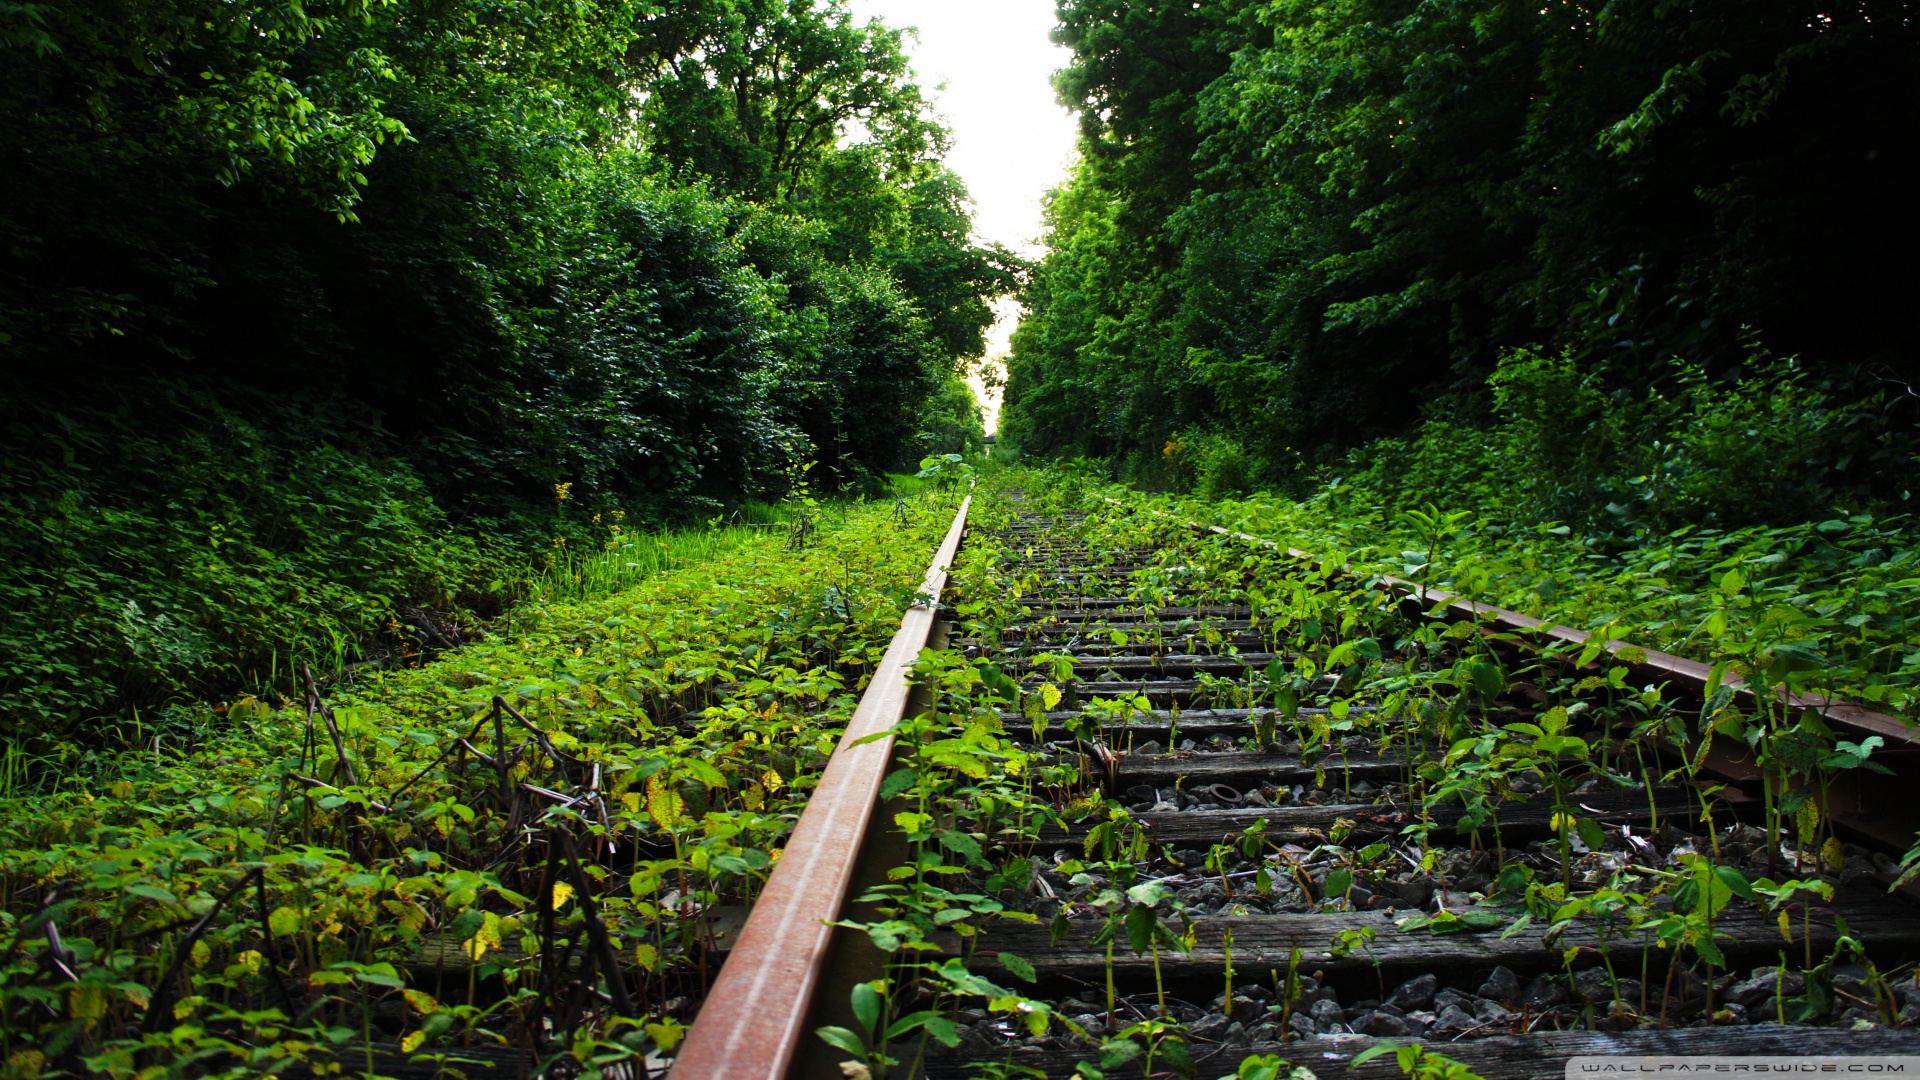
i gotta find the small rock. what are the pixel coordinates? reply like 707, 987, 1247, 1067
1243, 790, 1271, 807
1310, 998, 1345, 1032
1897, 1001, 1920, 1027
1574, 968, 1614, 1002
1833, 965, 1871, 1000
1071, 1013, 1106, 1038
1170, 848, 1209, 867
1478, 967, 1522, 1003
1289, 1012, 1316, 1039
1379, 878, 1433, 907
1713, 1003, 1750, 1025
1433, 988, 1473, 1014
1357, 1011, 1411, 1037
1729, 970, 1804, 1008
1125, 784, 1156, 803
1134, 741, 1164, 756
1433, 1004, 1477, 1034
1840, 1008, 1880, 1029
1228, 995, 1263, 1024
1388, 973, 1439, 1012
1474, 998, 1515, 1024
1404, 1010, 1435, 1036
1224, 1021, 1249, 1045
1524, 973, 1569, 1010
1189, 1013, 1231, 1041
1375, 1002, 1406, 1018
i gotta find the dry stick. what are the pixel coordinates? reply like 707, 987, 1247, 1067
556, 829, 637, 1018
41, 918, 79, 982
528, 839, 564, 1060
495, 696, 580, 786
385, 714, 489, 807
404, 606, 459, 652
303, 662, 359, 787
143, 869, 259, 1033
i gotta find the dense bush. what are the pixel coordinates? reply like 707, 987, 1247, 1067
0, 0, 1012, 748
1003, 0, 1920, 482
0, 391, 499, 750
1339, 347, 1917, 532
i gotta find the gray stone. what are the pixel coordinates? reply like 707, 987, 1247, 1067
1289, 1013, 1316, 1039
1388, 972, 1439, 1012
1474, 998, 1515, 1025
1574, 968, 1615, 1002
1357, 1011, 1411, 1037
1478, 966, 1523, 1003
1404, 1010, 1435, 1037
1379, 878, 1433, 907
1228, 995, 1264, 1024
1310, 998, 1346, 1032
1524, 973, 1569, 1010
1728, 970, 1804, 1009
1433, 988, 1473, 1014
1433, 1005, 1478, 1034
1224, 1021, 1250, 1045
1188, 1013, 1231, 1041
1126, 784, 1156, 804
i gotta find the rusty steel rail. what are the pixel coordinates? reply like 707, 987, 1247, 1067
1109, 497, 1915, 748
671, 493, 972, 1080
1108, 496, 1920, 877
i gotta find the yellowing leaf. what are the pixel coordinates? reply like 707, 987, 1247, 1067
1039, 683, 1062, 711
268, 907, 301, 937
69, 985, 106, 1025
634, 943, 660, 972
646, 1017, 686, 1052
550, 882, 574, 910
190, 939, 211, 968
401, 1030, 426, 1053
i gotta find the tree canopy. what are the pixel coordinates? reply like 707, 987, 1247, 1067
1002, 0, 1919, 497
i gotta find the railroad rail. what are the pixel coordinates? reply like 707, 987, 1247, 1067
673, 490, 1920, 1080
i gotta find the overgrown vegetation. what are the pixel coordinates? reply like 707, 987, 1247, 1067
791, 474, 1919, 1080
0, 493, 956, 1077
1001, 0, 1918, 498
1, 0, 1016, 748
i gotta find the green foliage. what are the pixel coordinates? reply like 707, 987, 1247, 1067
0, 495, 953, 1075
0, 391, 495, 753
0, 0, 1017, 747
1343, 346, 1915, 531
1003, 0, 1920, 483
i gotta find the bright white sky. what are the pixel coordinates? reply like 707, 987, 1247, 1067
847, 0, 1079, 432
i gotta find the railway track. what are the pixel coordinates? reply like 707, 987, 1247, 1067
674, 490, 1920, 1080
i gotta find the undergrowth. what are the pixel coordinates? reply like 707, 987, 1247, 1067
0, 491, 960, 1077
